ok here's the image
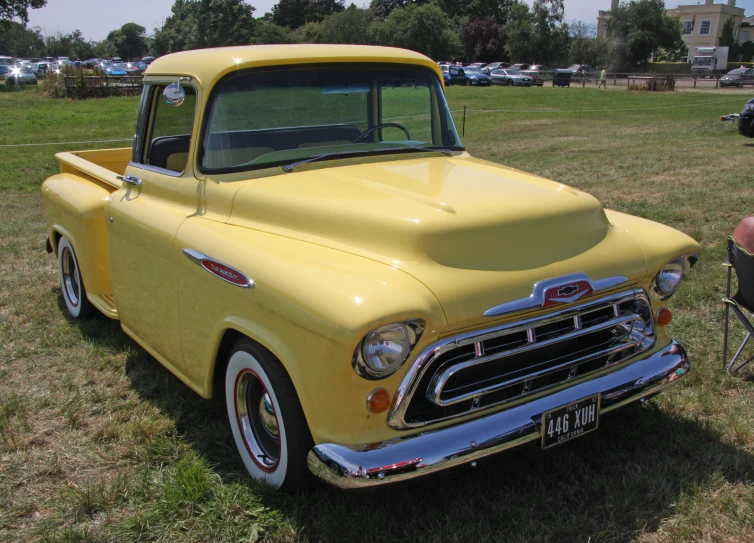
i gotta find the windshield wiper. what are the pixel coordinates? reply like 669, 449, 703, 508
281, 146, 458, 172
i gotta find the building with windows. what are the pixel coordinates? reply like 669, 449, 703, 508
598, 1, 746, 62
668, 0, 745, 61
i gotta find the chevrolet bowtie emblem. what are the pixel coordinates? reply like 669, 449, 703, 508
544, 281, 593, 306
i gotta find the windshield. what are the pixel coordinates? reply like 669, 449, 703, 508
505, 70, 521, 75
200, 64, 462, 173
693, 57, 712, 66
465, 67, 482, 74
728, 69, 745, 74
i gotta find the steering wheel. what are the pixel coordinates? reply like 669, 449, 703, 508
353, 122, 411, 144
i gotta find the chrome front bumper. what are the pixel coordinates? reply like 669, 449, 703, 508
307, 340, 689, 489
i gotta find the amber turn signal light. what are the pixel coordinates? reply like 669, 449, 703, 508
367, 388, 391, 413
656, 307, 672, 326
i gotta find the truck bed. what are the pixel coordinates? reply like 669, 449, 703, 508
41, 147, 132, 319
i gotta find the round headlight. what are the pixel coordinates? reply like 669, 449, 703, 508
652, 257, 687, 300
362, 323, 410, 375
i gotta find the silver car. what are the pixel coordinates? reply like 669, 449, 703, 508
5, 65, 38, 85
490, 69, 533, 86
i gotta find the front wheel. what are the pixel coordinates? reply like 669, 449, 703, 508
225, 338, 312, 490
507, 79, 513, 86
57, 236, 95, 318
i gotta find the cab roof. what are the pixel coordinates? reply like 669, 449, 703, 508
145, 44, 443, 88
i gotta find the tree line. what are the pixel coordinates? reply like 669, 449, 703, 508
2, 0, 751, 69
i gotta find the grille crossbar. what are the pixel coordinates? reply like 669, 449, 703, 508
389, 289, 655, 429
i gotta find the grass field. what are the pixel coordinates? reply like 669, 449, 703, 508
2, 84, 754, 543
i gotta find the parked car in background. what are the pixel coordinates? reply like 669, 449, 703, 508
111, 57, 123, 63
440, 64, 468, 85
463, 66, 491, 86
5, 65, 38, 85
124, 62, 141, 74
105, 63, 128, 76
83, 58, 103, 69
566, 64, 597, 80
720, 68, 754, 88
482, 61, 511, 75
29, 62, 48, 77
512, 63, 530, 70
529, 64, 548, 73
521, 70, 544, 86
0, 55, 13, 78
468, 62, 487, 69
490, 68, 533, 86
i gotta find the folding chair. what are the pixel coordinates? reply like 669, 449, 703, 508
723, 236, 754, 374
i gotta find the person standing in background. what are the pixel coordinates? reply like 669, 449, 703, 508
599, 67, 607, 89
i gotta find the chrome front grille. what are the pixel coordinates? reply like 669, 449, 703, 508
388, 290, 655, 429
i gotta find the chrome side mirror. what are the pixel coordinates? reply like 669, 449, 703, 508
163, 76, 191, 106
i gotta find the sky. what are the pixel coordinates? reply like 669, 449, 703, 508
25, 0, 754, 42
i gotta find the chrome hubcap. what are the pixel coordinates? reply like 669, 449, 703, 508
61, 247, 80, 306
236, 371, 280, 469
259, 393, 279, 438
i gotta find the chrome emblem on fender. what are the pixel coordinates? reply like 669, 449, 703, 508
183, 249, 254, 288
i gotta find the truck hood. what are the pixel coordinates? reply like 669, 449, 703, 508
228, 155, 650, 329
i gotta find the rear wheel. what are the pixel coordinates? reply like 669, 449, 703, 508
507, 80, 513, 86
57, 236, 95, 319
225, 338, 312, 490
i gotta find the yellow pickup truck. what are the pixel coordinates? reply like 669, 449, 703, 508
41, 45, 700, 490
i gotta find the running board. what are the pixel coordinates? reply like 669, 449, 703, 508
87, 293, 119, 320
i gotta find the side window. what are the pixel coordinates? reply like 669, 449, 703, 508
141, 85, 196, 173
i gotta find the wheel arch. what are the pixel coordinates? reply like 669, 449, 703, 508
206, 319, 302, 403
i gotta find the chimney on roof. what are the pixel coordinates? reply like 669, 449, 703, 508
611, 0, 618, 10
728, 0, 736, 6
705, 0, 713, 5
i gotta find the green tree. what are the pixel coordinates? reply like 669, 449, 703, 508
0, 20, 44, 56
0, 0, 45, 27
567, 21, 609, 67
503, 2, 533, 63
460, 17, 506, 62
369, 0, 416, 20
369, 3, 461, 59
250, 21, 296, 44
606, 0, 684, 69
44, 29, 96, 59
303, 6, 375, 43
153, 0, 257, 55
106, 23, 148, 60
271, 0, 344, 29
719, 16, 736, 47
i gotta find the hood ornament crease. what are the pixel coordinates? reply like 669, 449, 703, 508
483, 274, 627, 318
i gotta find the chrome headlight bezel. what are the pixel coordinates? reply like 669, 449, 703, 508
352, 319, 425, 380
649, 253, 699, 301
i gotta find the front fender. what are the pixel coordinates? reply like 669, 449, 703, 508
175, 217, 447, 446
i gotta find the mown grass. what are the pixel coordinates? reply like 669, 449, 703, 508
2, 84, 754, 542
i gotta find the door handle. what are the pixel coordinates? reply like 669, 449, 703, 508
116, 174, 142, 186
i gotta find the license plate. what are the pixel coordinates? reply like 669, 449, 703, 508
541, 394, 600, 449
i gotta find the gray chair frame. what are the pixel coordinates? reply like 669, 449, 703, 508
723, 236, 754, 374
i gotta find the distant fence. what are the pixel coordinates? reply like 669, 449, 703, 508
534, 73, 748, 90
44, 74, 143, 99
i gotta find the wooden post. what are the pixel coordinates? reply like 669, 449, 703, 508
693, 77, 697, 88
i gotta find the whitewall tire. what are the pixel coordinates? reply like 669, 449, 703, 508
57, 236, 94, 319
225, 338, 311, 490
